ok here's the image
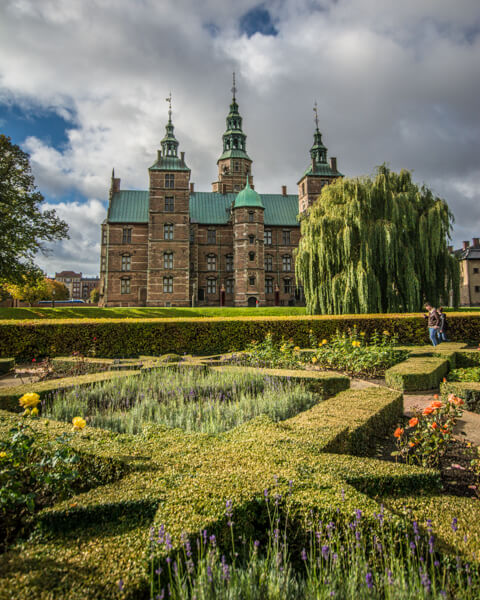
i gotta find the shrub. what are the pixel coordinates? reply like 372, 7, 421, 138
385, 357, 449, 391
0, 358, 14, 374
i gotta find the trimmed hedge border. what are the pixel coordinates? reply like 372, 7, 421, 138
0, 383, 442, 600
440, 381, 480, 413
0, 357, 14, 374
2, 312, 480, 359
385, 357, 450, 391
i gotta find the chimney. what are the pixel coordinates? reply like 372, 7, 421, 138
330, 157, 337, 172
281, 185, 287, 196
190, 182, 195, 193
448, 245, 453, 253
473, 238, 480, 248
181, 151, 185, 162
463, 241, 469, 250
112, 178, 121, 193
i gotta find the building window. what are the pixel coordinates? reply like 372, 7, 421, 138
284, 278, 293, 294
163, 276, 173, 293
226, 254, 234, 272
226, 279, 234, 294
249, 276, 255, 286
164, 223, 174, 240
265, 278, 274, 294
207, 229, 216, 244
121, 255, 131, 272
474, 268, 479, 274
190, 228, 195, 242
207, 254, 217, 271
102, 229, 107, 244
234, 161, 240, 172
207, 278, 217, 294
165, 174, 175, 188
249, 211, 254, 222
122, 228, 132, 244
101, 256, 106, 272
249, 251, 255, 262
282, 255, 292, 272
249, 235, 255, 244
475, 286, 480, 293
264, 230, 272, 245
282, 230, 291, 245
164, 252, 173, 269
302, 183, 305, 196
165, 196, 174, 212
121, 278, 131, 294
265, 255, 273, 272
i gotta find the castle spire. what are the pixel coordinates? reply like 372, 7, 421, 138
161, 92, 179, 157
218, 77, 250, 162
310, 101, 327, 164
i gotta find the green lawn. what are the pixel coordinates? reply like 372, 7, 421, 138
0, 306, 308, 320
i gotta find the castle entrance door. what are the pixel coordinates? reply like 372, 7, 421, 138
247, 296, 257, 307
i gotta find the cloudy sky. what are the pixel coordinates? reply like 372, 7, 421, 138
1, 0, 479, 277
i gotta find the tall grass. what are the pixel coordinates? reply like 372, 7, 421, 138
44, 368, 317, 434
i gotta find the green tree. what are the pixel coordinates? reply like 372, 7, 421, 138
4, 274, 51, 306
295, 165, 460, 314
47, 278, 69, 301
0, 135, 69, 283
90, 287, 100, 303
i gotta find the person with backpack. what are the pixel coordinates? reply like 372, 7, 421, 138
424, 303, 440, 346
437, 307, 448, 343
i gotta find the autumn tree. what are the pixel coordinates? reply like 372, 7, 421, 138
295, 166, 460, 314
0, 134, 69, 283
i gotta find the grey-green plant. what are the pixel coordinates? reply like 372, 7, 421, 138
295, 165, 460, 314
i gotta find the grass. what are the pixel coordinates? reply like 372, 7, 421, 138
0, 306, 307, 320
43, 368, 318, 434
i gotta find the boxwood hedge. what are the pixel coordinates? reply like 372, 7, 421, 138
1, 312, 480, 359
385, 357, 450, 391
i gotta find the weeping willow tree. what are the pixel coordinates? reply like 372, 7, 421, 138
296, 165, 460, 314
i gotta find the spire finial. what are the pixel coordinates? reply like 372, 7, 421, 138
166, 92, 172, 122
313, 101, 319, 131
231, 72, 237, 101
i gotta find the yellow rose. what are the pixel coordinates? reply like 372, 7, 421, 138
23, 409, 31, 416
19, 392, 40, 408
322, 339, 327, 345
383, 331, 390, 336
311, 356, 318, 364
360, 332, 366, 336
294, 346, 300, 352
31, 407, 39, 417
72, 417, 86, 431
352, 341, 357, 347
0, 451, 7, 459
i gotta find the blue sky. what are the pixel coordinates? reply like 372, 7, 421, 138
1, 0, 479, 276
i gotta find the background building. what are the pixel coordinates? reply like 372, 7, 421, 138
455, 239, 480, 306
99, 87, 342, 307
55, 271, 99, 301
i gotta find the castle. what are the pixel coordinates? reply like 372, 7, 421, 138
99, 83, 342, 307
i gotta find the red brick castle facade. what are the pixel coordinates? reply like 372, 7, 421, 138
99, 87, 342, 307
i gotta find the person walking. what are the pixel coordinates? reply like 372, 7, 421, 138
424, 303, 440, 346
438, 307, 448, 343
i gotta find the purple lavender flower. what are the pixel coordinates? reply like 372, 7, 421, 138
429, 535, 435, 554
452, 517, 458, 533
321, 545, 330, 559
264, 489, 269, 500
355, 509, 362, 521
118, 579, 124, 591
209, 534, 216, 547
254, 540, 260, 550
221, 556, 230, 581
207, 565, 213, 582
155, 567, 162, 575
387, 570, 393, 585
157, 590, 165, 600
365, 572, 373, 589
165, 533, 172, 551
301, 548, 307, 561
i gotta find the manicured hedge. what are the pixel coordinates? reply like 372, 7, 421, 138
0, 384, 441, 600
0, 357, 14, 374
1, 313, 480, 359
385, 357, 450, 391
440, 381, 480, 413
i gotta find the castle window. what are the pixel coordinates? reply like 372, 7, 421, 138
234, 161, 240, 172
265, 255, 273, 272
121, 255, 131, 272
264, 230, 272, 245
474, 268, 479, 274
249, 235, 255, 244
190, 228, 195, 242
122, 228, 132, 244
249, 276, 255, 286
164, 252, 173, 269
165, 196, 174, 212
301, 183, 305, 196
282, 255, 292, 272
121, 278, 131, 294
207, 254, 217, 271
226, 254, 234, 272
282, 230, 291, 245
265, 278, 274, 294
283, 278, 293, 294
102, 229, 107, 245
101, 256, 106, 272
163, 276, 173, 293
249, 252, 255, 262
226, 279, 234, 294
164, 223, 174, 240
207, 278, 217, 294
165, 174, 175, 189
476, 286, 480, 293
207, 229, 216, 244
249, 211, 254, 223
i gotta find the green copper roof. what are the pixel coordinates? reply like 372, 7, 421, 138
234, 178, 264, 209
297, 162, 343, 183
217, 148, 251, 161
108, 191, 149, 222
108, 190, 300, 226
149, 155, 190, 171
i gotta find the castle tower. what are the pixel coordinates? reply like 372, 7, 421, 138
212, 74, 253, 194
233, 178, 265, 306
298, 103, 342, 214
147, 94, 191, 306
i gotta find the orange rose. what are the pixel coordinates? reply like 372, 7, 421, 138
423, 406, 434, 416
431, 401, 443, 409
394, 427, 404, 438
409, 417, 419, 428
431, 422, 438, 430
454, 397, 465, 406
442, 378, 447, 383
433, 394, 439, 400
441, 427, 449, 434
409, 441, 416, 448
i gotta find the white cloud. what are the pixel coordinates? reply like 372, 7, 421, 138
0, 0, 479, 275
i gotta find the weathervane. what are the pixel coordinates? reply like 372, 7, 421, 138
166, 92, 172, 121
313, 101, 319, 131
231, 72, 237, 100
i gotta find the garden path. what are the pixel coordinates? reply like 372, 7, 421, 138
0, 364, 39, 388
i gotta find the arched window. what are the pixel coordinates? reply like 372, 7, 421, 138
164, 252, 173, 269
207, 254, 217, 271
248, 211, 254, 223
249, 234, 255, 244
